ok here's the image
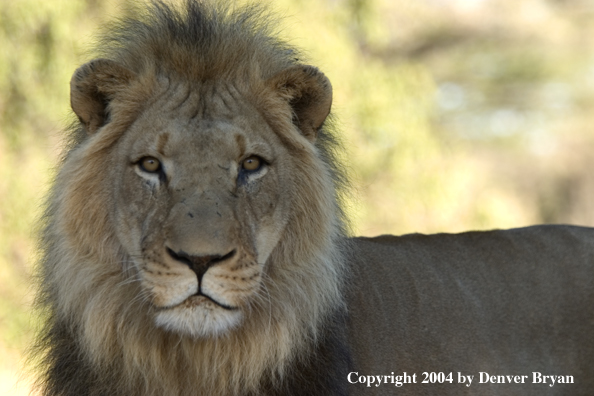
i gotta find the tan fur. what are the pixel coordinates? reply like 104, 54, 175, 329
34, 2, 347, 395
34, 1, 594, 396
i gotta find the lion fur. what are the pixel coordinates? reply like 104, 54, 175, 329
34, 2, 349, 395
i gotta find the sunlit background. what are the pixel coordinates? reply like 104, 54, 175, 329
2, 0, 594, 393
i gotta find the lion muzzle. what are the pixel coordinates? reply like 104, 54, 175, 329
139, 193, 262, 336
165, 247, 239, 310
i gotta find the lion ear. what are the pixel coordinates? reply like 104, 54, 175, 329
70, 58, 136, 134
268, 65, 333, 141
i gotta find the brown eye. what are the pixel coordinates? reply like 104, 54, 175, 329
242, 155, 262, 172
139, 156, 161, 173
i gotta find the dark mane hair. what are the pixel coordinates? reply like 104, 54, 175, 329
98, 1, 296, 82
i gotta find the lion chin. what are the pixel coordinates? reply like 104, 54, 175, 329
155, 295, 243, 337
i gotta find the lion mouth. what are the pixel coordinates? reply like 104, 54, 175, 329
160, 293, 237, 311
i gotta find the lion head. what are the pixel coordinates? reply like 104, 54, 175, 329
72, 59, 336, 338
35, 2, 348, 395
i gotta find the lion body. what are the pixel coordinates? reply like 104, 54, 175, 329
348, 226, 594, 394
33, 1, 594, 395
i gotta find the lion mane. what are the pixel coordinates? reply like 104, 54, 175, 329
34, 2, 349, 395
33, 1, 594, 396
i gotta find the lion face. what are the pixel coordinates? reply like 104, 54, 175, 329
110, 81, 292, 337
65, 53, 334, 341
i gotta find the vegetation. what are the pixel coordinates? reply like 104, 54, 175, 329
2, 0, 594, 393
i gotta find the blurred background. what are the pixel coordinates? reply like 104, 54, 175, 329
2, 0, 594, 393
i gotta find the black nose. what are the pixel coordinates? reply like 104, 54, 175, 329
166, 247, 236, 281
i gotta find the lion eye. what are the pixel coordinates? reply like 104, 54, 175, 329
242, 156, 262, 172
139, 156, 161, 173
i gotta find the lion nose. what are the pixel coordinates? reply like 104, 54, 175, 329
166, 247, 236, 281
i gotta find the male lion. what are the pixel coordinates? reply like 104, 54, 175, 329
33, 1, 594, 395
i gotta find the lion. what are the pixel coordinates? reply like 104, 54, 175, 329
32, 1, 594, 395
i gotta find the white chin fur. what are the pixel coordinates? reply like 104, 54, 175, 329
155, 303, 243, 337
